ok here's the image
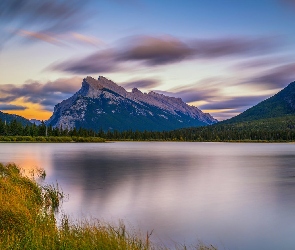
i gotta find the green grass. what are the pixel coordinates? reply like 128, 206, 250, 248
0, 163, 217, 250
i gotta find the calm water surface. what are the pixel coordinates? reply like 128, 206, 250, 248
1, 142, 295, 249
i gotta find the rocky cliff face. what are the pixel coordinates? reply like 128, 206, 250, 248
47, 76, 217, 131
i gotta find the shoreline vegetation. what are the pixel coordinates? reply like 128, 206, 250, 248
0, 136, 105, 143
0, 163, 217, 250
0, 136, 294, 143
1, 117, 295, 143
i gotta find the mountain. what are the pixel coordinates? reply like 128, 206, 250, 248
222, 80, 295, 124
47, 76, 217, 131
30, 119, 43, 126
171, 81, 295, 141
0, 111, 32, 126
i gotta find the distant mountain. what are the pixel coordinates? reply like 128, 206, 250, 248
223, 81, 295, 124
30, 119, 42, 126
47, 76, 217, 131
0, 111, 32, 126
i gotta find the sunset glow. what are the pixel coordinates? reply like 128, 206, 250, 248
1, 0, 295, 120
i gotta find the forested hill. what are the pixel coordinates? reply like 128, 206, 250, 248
221, 81, 295, 124
172, 81, 295, 141
174, 115, 295, 141
0, 111, 31, 126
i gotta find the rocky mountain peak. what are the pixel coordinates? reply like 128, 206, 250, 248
80, 76, 127, 98
132, 88, 143, 94
47, 76, 217, 131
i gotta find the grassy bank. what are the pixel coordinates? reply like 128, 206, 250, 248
0, 136, 105, 143
0, 163, 216, 250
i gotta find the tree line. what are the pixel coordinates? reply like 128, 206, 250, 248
0, 119, 97, 137
1, 116, 295, 142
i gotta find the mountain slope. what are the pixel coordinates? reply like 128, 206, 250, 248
223, 81, 295, 124
171, 81, 295, 141
0, 111, 32, 126
47, 76, 217, 131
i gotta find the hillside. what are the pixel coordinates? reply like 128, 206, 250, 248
171, 81, 295, 141
0, 111, 32, 126
223, 81, 295, 124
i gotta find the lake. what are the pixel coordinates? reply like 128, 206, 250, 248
1, 142, 295, 249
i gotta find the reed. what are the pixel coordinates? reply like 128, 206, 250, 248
0, 163, 217, 250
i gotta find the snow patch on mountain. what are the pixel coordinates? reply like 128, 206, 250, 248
47, 76, 217, 131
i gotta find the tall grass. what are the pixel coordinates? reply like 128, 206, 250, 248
0, 163, 217, 250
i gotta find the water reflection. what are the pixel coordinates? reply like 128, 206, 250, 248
0, 143, 54, 175
0, 142, 295, 249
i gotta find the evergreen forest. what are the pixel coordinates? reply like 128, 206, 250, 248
1, 116, 295, 142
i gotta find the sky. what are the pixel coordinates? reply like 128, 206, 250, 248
1, 0, 295, 121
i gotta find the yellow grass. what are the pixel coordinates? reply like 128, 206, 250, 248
0, 163, 217, 250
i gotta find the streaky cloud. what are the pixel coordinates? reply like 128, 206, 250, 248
199, 95, 270, 110
232, 56, 290, 70
0, 77, 82, 111
51, 35, 281, 74
160, 78, 224, 103
50, 50, 119, 74
251, 62, 295, 89
0, 0, 92, 46
191, 37, 278, 59
16, 30, 63, 45
122, 78, 160, 90
117, 35, 194, 65
70, 32, 105, 47
0, 104, 27, 111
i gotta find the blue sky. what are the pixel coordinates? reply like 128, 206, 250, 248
1, 0, 295, 120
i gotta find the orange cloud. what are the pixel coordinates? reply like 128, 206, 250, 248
71, 32, 105, 46
0, 77, 82, 115
4, 98, 52, 120
17, 29, 62, 45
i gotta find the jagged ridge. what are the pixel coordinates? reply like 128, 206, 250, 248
47, 76, 217, 131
